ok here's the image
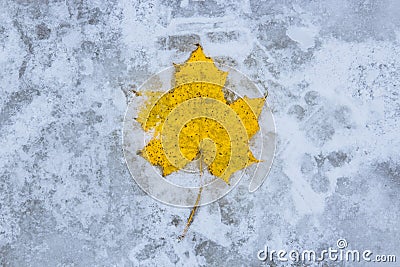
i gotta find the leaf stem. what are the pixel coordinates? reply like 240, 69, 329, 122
178, 153, 204, 240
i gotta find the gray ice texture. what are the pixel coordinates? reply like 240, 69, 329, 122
0, 0, 399, 266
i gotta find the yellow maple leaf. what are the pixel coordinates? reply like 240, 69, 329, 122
137, 44, 265, 184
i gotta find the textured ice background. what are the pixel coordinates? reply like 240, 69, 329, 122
0, 0, 399, 266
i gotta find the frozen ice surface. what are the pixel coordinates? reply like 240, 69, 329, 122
0, 0, 399, 266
